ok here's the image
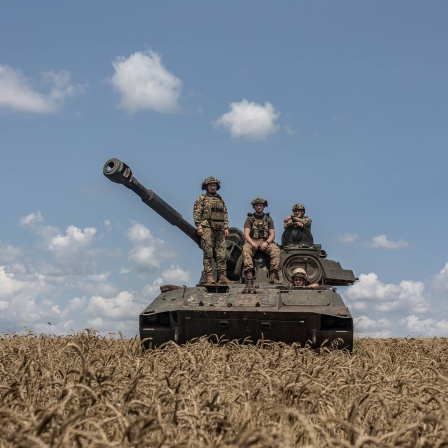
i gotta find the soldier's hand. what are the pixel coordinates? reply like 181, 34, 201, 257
251, 242, 258, 250
284, 215, 291, 222
197, 229, 204, 236
296, 222, 304, 227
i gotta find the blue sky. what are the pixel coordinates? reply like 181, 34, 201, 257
1, 1, 447, 337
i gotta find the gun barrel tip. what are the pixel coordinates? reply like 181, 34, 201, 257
103, 158, 117, 174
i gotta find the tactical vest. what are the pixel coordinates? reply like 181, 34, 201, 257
202, 194, 226, 230
248, 213, 270, 239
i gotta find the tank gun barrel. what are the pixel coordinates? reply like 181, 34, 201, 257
103, 158, 201, 247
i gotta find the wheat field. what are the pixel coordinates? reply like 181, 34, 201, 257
1, 332, 447, 447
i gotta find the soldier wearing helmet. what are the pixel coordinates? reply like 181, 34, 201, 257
242, 197, 281, 284
284, 203, 312, 230
291, 267, 319, 287
194, 176, 233, 285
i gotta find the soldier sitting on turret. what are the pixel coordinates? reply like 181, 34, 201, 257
284, 203, 312, 230
242, 198, 281, 284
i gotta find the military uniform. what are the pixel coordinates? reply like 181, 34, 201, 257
193, 191, 229, 280
284, 203, 312, 230
283, 215, 312, 229
242, 212, 281, 274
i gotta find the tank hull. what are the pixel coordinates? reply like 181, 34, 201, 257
139, 284, 353, 352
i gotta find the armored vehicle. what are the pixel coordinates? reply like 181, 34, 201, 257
103, 158, 356, 351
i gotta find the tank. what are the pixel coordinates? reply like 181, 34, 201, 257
103, 158, 357, 351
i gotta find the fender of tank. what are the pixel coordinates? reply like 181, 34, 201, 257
103, 158, 357, 352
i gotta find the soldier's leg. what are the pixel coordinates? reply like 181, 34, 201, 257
214, 231, 234, 284
201, 228, 214, 275
266, 243, 281, 272
266, 243, 281, 283
214, 231, 227, 274
242, 242, 255, 272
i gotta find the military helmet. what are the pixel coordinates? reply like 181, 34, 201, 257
251, 197, 268, 207
292, 267, 308, 279
292, 203, 305, 212
202, 176, 221, 191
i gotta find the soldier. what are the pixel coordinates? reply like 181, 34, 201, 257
284, 203, 312, 230
242, 198, 281, 284
194, 176, 233, 285
291, 268, 319, 287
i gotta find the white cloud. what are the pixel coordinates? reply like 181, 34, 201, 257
214, 99, 280, 140
125, 221, 174, 269
353, 315, 392, 337
67, 297, 87, 311
435, 320, 448, 333
404, 315, 435, 335
0, 301, 8, 312
88, 317, 104, 328
20, 211, 44, 226
77, 274, 117, 297
20, 212, 100, 275
0, 265, 47, 302
345, 272, 427, 314
86, 291, 142, 320
0, 267, 19, 299
432, 262, 448, 292
0, 65, 80, 113
139, 265, 189, 301
0, 242, 22, 264
110, 50, 182, 114
337, 233, 358, 244
161, 264, 190, 284
0, 215, 169, 336
20, 212, 61, 247
125, 221, 153, 244
367, 234, 409, 249
0, 265, 57, 329
48, 225, 97, 251
142, 280, 163, 300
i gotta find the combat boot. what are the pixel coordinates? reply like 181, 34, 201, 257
218, 274, 234, 285
269, 271, 281, 284
202, 274, 216, 285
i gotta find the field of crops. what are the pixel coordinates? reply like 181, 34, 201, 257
1, 333, 447, 448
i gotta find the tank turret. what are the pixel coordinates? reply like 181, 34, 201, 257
103, 158, 356, 351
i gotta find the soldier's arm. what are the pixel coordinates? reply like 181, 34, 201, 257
283, 217, 294, 229
267, 228, 275, 244
244, 227, 257, 249
223, 200, 229, 229
296, 217, 312, 228
193, 196, 204, 230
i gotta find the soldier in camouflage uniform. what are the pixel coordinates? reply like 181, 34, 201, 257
193, 176, 233, 285
291, 267, 319, 287
284, 203, 312, 230
242, 198, 281, 284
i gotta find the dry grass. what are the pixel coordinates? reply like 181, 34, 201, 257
1, 331, 448, 447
